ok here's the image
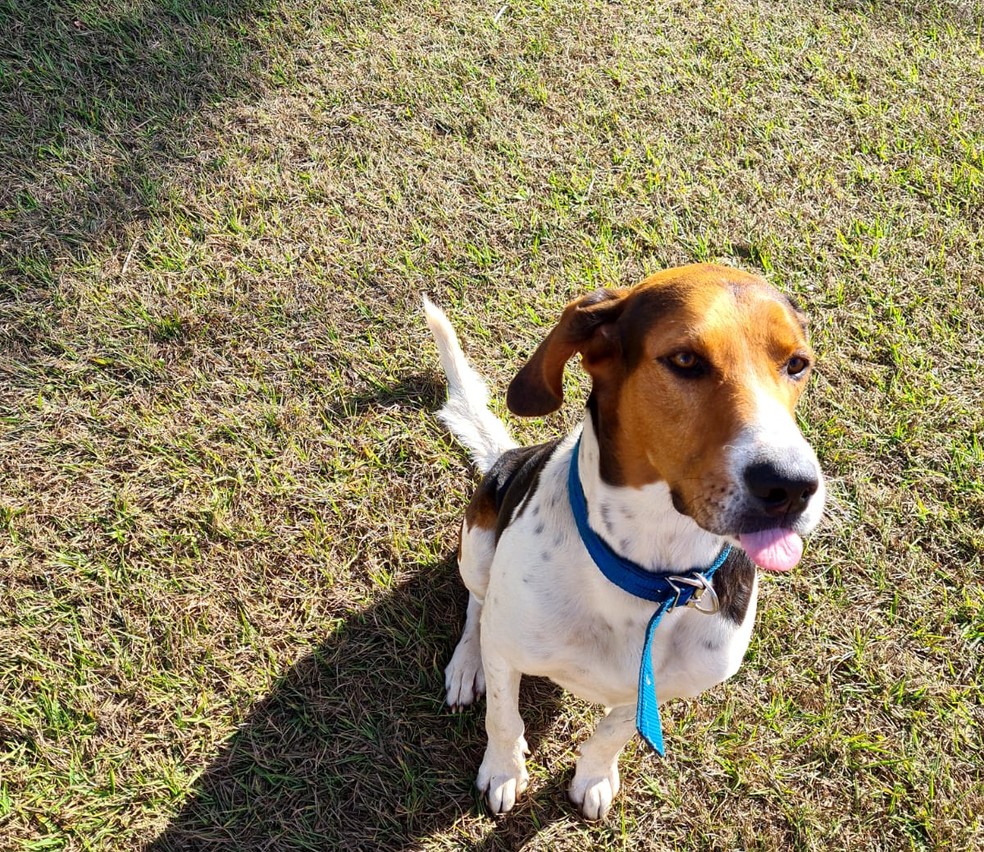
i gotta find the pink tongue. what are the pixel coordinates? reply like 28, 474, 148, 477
739, 529, 804, 572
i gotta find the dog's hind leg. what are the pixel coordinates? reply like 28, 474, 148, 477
568, 703, 636, 820
445, 522, 494, 710
446, 592, 485, 710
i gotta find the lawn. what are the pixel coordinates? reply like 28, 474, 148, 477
0, 0, 981, 849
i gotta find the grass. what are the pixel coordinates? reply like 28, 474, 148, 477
0, 0, 982, 848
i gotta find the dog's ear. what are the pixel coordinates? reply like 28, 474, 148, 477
507, 288, 628, 417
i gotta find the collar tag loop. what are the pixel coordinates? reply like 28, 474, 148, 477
667, 573, 720, 614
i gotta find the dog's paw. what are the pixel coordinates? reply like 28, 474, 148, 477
444, 640, 485, 711
476, 740, 530, 814
569, 766, 620, 821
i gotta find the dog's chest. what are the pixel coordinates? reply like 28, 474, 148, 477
489, 486, 755, 709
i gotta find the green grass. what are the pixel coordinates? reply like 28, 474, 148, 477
1, 0, 982, 849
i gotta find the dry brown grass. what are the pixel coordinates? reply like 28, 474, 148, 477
1, 0, 981, 849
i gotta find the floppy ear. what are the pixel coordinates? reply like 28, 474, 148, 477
507, 288, 627, 417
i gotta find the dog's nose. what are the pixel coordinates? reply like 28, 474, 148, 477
743, 458, 818, 518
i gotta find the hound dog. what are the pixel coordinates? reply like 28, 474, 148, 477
423, 263, 824, 820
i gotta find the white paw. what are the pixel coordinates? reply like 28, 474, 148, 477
569, 766, 620, 821
476, 741, 530, 814
444, 639, 485, 710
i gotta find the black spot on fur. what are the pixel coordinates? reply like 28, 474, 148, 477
587, 392, 624, 485
713, 548, 756, 624
534, 522, 545, 535
470, 438, 562, 543
670, 489, 689, 516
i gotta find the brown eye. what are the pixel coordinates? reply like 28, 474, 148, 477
670, 351, 699, 369
786, 356, 809, 377
663, 351, 705, 377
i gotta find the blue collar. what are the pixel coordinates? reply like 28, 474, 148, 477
568, 435, 731, 754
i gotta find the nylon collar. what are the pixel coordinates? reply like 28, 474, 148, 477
568, 435, 732, 755
567, 436, 730, 603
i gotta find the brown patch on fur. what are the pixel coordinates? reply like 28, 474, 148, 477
464, 487, 498, 533
507, 289, 628, 417
490, 440, 561, 541
460, 488, 498, 562
462, 440, 562, 543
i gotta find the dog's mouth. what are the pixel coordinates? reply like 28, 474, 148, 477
670, 481, 820, 572
672, 496, 807, 572
737, 527, 803, 572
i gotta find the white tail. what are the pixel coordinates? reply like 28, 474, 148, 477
423, 296, 517, 473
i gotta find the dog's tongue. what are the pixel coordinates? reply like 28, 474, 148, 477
739, 529, 803, 572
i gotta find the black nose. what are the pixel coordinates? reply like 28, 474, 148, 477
743, 459, 818, 518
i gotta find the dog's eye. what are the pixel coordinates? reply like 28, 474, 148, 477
665, 351, 705, 376
786, 356, 810, 377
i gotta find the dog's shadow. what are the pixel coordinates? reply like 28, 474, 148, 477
148, 554, 572, 851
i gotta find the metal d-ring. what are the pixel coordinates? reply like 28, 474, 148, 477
666, 573, 720, 615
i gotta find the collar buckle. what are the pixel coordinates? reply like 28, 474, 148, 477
667, 572, 720, 615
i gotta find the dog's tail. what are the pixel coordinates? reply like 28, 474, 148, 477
423, 296, 518, 474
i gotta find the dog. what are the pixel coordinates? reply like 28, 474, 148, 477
423, 263, 825, 820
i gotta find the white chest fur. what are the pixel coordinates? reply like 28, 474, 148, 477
479, 423, 758, 710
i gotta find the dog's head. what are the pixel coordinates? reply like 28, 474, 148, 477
507, 263, 824, 570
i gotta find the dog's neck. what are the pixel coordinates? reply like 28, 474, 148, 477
576, 416, 726, 574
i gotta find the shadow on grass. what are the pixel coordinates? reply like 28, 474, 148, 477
331, 372, 448, 418
0, 0, 274, 286
828, 0, 981, 30
148, 554, 573, 851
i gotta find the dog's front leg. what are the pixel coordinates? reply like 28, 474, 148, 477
568, 703, 635, 820
476, 648, 529, 814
